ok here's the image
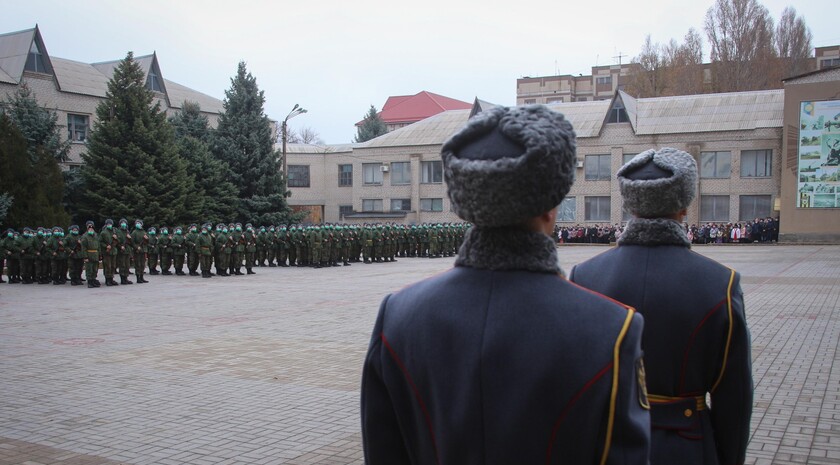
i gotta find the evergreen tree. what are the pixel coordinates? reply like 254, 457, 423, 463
79, 52, 198, 226
354, 105, 387, 143
0, 114, 69, 227
0, 193, 11, 225
212, 61, 299, 225
170, 101, 238, 223
3, 83, 70, 162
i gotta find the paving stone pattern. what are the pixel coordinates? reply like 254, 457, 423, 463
1, 245, 838, 464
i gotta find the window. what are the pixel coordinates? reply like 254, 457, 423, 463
363, 163, 383, 185
67, 114, 89, 142
820, 58, 840, 69
607, 100, 629, 123
420, 198, 443, 212
391, 162, 411, 185
558, 197, 576, 222
622, 153, 637, 165
147, 69, 162, 92
700, 195, 730, 222
25, 41, 48, 73
338, 164, 353, 187
739, 195, 771, 220
547, 97, 564, 104
596, 76, 612, 85
585, 196, 611, 221
286, 165, 310, 187
524, 99, 537, 105
391, 199, 411, 211
740, 150, 772, 177
585, 154, 611, 181
700, 151, 731, 178
339, 205, 353, 218
421, 161, 442, 183
362, 199, 383, 212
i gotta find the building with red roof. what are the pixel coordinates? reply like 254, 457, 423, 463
358, 91, 472, 133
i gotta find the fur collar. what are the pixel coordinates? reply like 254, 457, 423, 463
618, 218, 691, 248
455, 226, 563, 275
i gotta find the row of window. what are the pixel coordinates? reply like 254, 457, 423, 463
584, 150, 773, 181
557, 195, 772, 222
341, 198, 445, 215
288, 161, 444, 188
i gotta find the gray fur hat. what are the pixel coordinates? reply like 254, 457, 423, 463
618, 147, 698, 218
440, 105, 576, 227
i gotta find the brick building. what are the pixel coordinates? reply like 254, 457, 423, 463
0, 26, 223, 167
287, 90, 783, 226
517, 46, 840, 106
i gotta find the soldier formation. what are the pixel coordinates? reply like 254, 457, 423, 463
0, 219, 470, 288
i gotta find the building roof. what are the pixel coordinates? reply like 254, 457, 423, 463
358, 88, 786, 149
546, 100, 613, 137
622, 89, 784, 135
359, 108, 472, 148
0, 26, 223, 114
0, 27, 51, 85
285, 143, 355, 154
361, 91, 472, 126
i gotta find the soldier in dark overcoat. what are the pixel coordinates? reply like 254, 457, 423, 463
570, 148, 753, 465
361, 105, 650, 464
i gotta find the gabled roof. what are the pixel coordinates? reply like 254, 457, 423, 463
366, 91, 472, 126
0, 26, 53, 84
629, 89, 783, 134
546, 100, 613, 137
469, 97, 499, 118
91, 53, 169, 101
0, 26, 224, 115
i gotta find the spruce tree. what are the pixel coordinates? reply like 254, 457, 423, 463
79, 52, 198, 226
0, 114, 69, 227
1, 85, 71, 227
212, 61, 298, 225
354, 105, 387, 143
3, 83, 70, 162
170, 101, 238, 223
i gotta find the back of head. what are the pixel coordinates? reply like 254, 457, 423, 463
618, 148, 697, 218
441, 105, 576, 228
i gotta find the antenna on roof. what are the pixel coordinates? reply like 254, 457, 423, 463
613, 51, 627, 66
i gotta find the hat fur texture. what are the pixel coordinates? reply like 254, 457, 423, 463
618, 147, 697, 218
441, 105, 576, 227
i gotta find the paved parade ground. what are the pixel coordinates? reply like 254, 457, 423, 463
1, 245, 839, 465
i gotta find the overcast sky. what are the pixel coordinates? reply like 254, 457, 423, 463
4, 0, 837, 144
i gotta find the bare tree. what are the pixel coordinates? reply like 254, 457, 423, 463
665, 28, 706, 95
775, 7, 813, 78
287, 126, 324, 145
626, 35, 667, 97
705, 0, 776, 92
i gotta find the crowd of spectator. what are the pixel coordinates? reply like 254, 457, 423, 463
554, 217, 780, 245
688, 217, 779, 244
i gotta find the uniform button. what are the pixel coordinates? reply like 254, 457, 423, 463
684, 409, 693, 418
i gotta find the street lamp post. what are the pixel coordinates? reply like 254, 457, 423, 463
282, 104, 307, 187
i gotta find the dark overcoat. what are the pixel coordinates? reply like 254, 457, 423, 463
361, 229, 650, 465
569, 220, 752, 465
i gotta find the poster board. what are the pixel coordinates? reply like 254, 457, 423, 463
798, 100, 840, 208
